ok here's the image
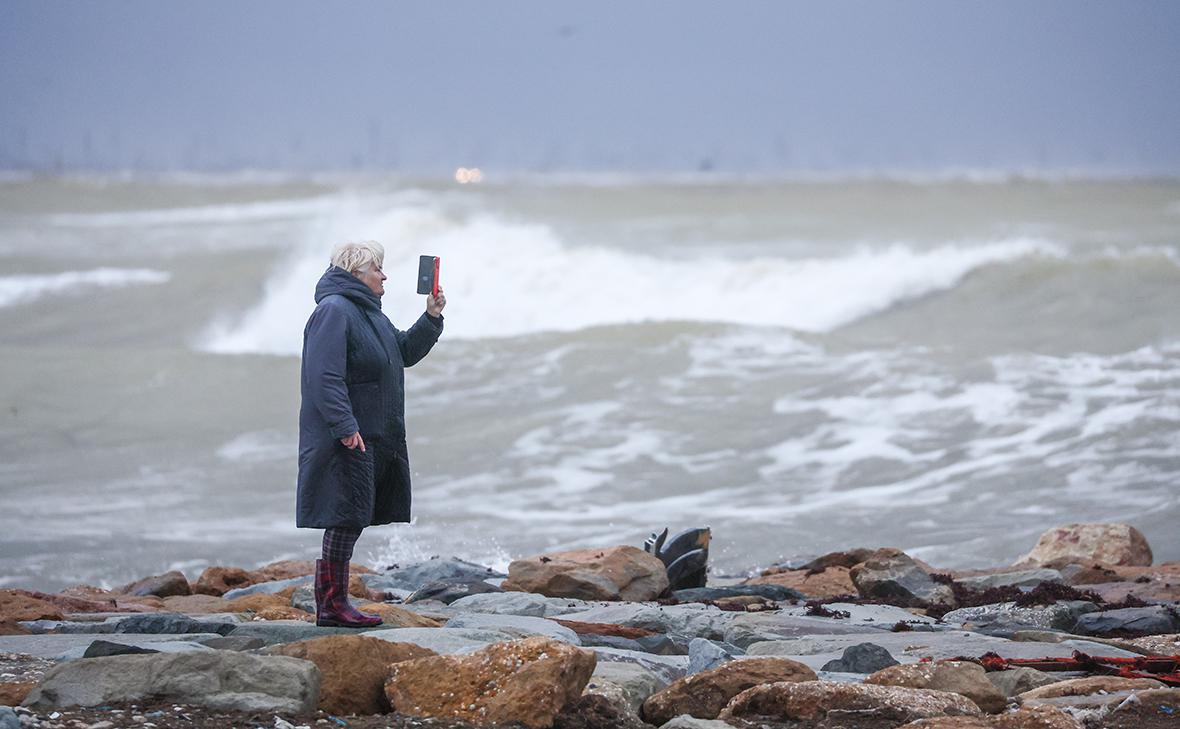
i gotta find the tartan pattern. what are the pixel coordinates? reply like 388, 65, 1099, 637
313, 558, 382, 628
322, 527, 362, 563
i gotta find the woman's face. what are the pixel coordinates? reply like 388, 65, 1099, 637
354, 262, 386, 297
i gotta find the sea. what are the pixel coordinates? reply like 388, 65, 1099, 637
1, 172, 1178, 593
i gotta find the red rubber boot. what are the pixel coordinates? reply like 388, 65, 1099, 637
314, 559, 382, 628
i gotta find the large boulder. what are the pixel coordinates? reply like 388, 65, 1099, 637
444, 613, 581, 644
384, 636, 596, 728
119, 571, 191, 598
642, 657, 816, 725
0, 591, 64, 623
865, 661, 1007, 713
368, 557, 505, 592
940, 601, 1098, 637
1016, 675, 1165, 700
503, 546, 670, 602
1072, 605, 1180, 637
22, 651, 320, 713
720, 680, 982, 724
849, 549, 954, 605
1017, 523, 1153, 568
269, 635, 434, 715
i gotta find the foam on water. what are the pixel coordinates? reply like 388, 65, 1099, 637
0, 268, 171, 307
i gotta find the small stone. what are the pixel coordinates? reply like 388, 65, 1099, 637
819, 642, 899, 674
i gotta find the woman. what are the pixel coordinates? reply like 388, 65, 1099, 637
297, 240, 446, 627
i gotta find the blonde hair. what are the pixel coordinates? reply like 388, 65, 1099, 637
330, 240, 385, 273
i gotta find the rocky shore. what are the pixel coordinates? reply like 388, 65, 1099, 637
1, 522, 1178, 729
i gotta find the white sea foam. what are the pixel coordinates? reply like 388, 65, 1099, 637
0, 268, 171, 307
201, 198, 1063, 353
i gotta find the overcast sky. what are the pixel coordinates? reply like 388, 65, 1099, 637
2, 1, 1179, 174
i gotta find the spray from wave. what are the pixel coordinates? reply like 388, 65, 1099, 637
0, 268, 171, 308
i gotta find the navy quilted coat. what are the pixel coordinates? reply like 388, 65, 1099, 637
296, 265, 443, 529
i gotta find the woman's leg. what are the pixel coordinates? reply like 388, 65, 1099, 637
315, 527, 381, 627
322, 527, 362, 563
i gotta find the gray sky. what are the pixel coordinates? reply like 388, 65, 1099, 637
2, 1, 1179, 174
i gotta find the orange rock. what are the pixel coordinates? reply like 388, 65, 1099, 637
271, 635, 434, 715
225, 593, 293, 613
866, 661, 1007, 713
254, 606, 314, 622
354, 603, 442, 628
0, 681, 36, 706
0, 590, 65, 622
161, 594, 232, 613
1017, 523, 1153, 569
385, 636, 596, 728
744, 566, 858, 599
502, 546, 669, 601
643, 657, 817, 725
254, 560, 317, 582
119, 571, 192, 598
193, 566, 256, 596
552, 620, 657, 639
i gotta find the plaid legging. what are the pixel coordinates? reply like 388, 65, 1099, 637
322, 527, 362, 563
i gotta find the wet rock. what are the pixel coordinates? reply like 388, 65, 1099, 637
1073, 605, 1180, 637
0, 592, 64, 624
22, 651, 320, 713
866, 660, 1006, 713
672, 585, 804, 603
503, 546, 670, 602
371, 557, 506, 592
687, 638, 735, 674
643, 657, 816, 725
365, 627, 515, 654
819, 642, 899, 674
81, 640, 159, 658
444, 612, 581, 644
384, 636, 596, 728
954, 569, 1064, 591
448, 591, 592, 617
1017, 675, 1165, 700
586, 662, 668, 714
720, 679, 982, 723
404, 579, 502, 604
118, 571, 191, 599
850, 548, 955, 605
743, 566, 858, 599
113, 613, 237, 636
552, 693, 647, 729
985, 667, 1061, 698
195, 635, 264, 651
1017, 523, 1154, 569
270, 634, 434, 715
939, 601, 1098, 637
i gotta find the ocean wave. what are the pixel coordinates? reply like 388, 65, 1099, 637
41, 194, 362, 228
201, 201, 1064, 353
0, 268, 171, 308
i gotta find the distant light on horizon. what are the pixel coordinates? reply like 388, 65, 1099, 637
455, 167, 484, 184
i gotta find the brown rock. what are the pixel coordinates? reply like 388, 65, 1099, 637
0, 590, 64, 622
1017, 675, 1165, 700
0, 620, 31, 635
354, 603, 442, 628
866, 661, 1007, 714
552, 620, 656, 639
384, 636, 596, 728
719, 680, 983, 724
801, 548, 876, 572
193, 566, 256, 596
0, 681, 36, 706
161, 594, 232, 613
899, 705, 1084, 728
850, 548, 955, 606
225, 593, 293, 613
254, 560, 317, 581
270, 635, 434, 715
642, 657, 817, 725
119, 570, 192, 598
1017, 523, 1153, 569
745, 565, 858, 599
254, 606, 314, 621
502, 546, 670, 602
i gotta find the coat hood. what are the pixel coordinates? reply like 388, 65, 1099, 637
314, 265, 381, 310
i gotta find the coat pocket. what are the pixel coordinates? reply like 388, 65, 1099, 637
347, 381, 383, 436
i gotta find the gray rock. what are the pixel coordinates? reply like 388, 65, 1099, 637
114, 613, 237, 636
1073, 605, 1180, 637
577, 633, 685, 655
672, 585, 805, 603
364, 627, 515, 654
222, 575, 311, 600
783, 602, 941, 629
59, 641, 212, 662
196, 636, 265, 651
658, 716, 737, 729
290, 585, 316, 613
18, 619, 119, 635
442, 613, 581, 644
722, 614, 882, 649
21, 651, 320, 713
0, 707, 18, 729
82, 640, 160, 658
687, 638, 735, 674
986, 667, 1062, 698
850, 549, 954, 605
819, 642, 898, 673
447, 591, 594, 617
955, 569, 1064, 591
586, 662, 668, 715
0, 633, 224, 660
558, 604, 733, 641
373, 557, 506, 591
404, 579, 502, 604
940, 601, 1099, 637
227, 620, 386, 646
591, 647, 689, 685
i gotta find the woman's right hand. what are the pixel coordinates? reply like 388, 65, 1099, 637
340, 432, 366, 452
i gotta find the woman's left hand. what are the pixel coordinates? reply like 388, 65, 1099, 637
427, 286, 446, 317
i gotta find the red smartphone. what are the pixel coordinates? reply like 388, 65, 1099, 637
417, 255, 440, 296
